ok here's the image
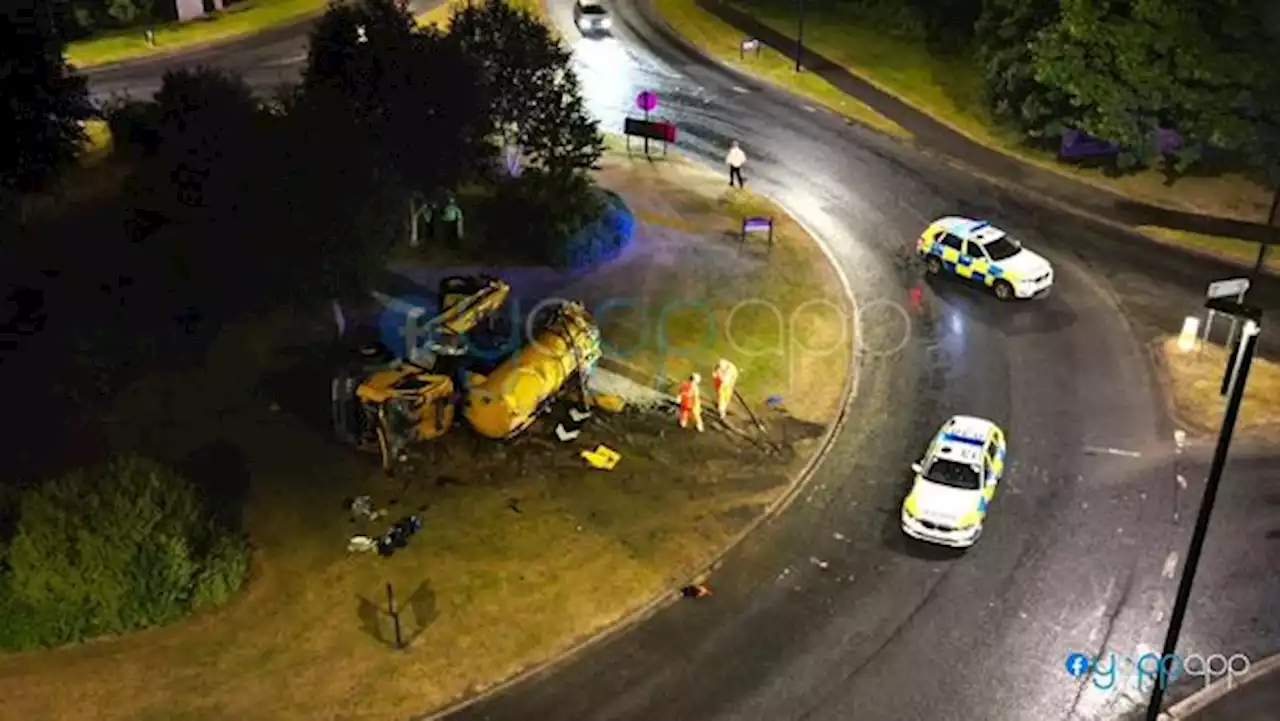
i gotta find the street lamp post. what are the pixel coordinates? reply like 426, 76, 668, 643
1251, 185, 1279, 284
1144, 304, 1262, 721
795, 0, 806, 72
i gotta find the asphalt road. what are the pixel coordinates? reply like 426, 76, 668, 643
81, 3, 1280, 719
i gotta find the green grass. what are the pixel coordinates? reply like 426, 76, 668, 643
66, 0, 330, 68
652, 0, 910, 139
663, 0, 1273, 224
1138, 226, 1280, 274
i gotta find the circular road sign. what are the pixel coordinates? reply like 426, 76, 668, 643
636, 90, 658, 112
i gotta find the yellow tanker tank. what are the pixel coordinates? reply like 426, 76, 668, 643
464, 301, 602, 439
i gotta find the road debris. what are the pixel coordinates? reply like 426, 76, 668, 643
833, 532, 847, 541
581, 444, 621, 469
347, 535, 378, 553
809, 557, 829, 570
681, 584, 712, 599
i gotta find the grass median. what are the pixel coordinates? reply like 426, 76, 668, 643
656, 0, 1272, 225
66, 0, 331, 69
0, 144, 851, 720
1155, 336, 1280, 436
1138, 226, 1279, 275
651, 0, 910, 139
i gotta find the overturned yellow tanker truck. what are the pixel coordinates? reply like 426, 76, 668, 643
464, 300, 602, 439
332, 278, 602, 472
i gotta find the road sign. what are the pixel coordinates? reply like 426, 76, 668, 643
636, 91, 658, 113
1206, 277, 1249, 299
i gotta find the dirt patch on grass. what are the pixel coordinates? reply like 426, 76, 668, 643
0, 151, 853, 719
1153, 336, 1280, 437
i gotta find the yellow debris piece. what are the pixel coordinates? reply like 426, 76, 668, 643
581, 444, 621, 470
592, 393, 626, 412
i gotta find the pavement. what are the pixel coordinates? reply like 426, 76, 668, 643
78, 3, 1280, 721
697, 0, 1276, 244
1165, 653, 1280, 720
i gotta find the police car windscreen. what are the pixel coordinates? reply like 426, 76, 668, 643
984, 237, 1020, 261
581, 4, 606, 13
926, 459, 981, 490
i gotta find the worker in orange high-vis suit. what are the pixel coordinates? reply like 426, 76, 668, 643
677, 373, 704, 431
712, 358, 739, 420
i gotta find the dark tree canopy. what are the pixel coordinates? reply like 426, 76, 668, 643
300, 0, 494, 195
1030, 0, 1275, 169
1, 0, 95, 199
448, 0, 604, 178
974, 0, 1067, 137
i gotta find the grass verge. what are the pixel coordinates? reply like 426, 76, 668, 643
665, 0, 1272, 224
1138, 226, 1279, 275
66, 0, 329, 69
651, 0, 910, 139
1155, 336, 1280, 435
0, 148, 851, 720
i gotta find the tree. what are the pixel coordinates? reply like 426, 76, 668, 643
300, 0, 493, 195
1030, 0, 1274, 170
0, 456, 249, 650
0, 0, 95, 209
448, 0, 603, 179
116, 67, 288, 317
974, 0, 1066, 137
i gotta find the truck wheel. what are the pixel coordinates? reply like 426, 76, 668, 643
925, 256, 942, 275
993, 280, 1014, 301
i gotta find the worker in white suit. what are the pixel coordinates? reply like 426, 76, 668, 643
712, 358, 739, 420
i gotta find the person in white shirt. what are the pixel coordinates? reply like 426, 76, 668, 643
725, 141, 747, 188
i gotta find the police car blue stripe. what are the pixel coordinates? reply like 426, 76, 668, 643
942, 433, 984, 446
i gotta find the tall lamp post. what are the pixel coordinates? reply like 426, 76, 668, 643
1251, 185, 1279, 285
794, 0, 806, 72
1144, 299, 1263, 721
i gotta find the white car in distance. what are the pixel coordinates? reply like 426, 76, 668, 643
574, 0, 612, 34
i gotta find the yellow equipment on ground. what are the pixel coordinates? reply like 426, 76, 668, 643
464, 301, 602, 439
334, 275, 510, 473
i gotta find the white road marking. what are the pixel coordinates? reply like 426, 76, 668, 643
732, 85, 749, 93
1162, 552, 1179, 579
1084, 446, 1143, 458
1176, 474, 1188, 489
804, 105, 817, 112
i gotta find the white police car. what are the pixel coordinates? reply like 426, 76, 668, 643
917, 216, 1054, 300
901, 415, 1007, 548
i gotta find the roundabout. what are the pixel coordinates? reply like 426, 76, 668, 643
65, 1, 1280, 720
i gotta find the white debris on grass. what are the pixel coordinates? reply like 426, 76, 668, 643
588, 366, 671, 410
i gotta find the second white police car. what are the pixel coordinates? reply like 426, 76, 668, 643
917, 216, 1053, 300
901, 415, 1007, 548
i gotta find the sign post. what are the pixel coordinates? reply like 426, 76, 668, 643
636, 91, 658, 154
741, 216, 774, 254
1203, 277, 1250, 366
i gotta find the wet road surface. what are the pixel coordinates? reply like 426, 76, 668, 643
81, 3, 1280, 719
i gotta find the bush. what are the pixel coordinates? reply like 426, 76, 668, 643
481, 171, 605, 263
0, 455, 249, 650
555, 190, 635, 271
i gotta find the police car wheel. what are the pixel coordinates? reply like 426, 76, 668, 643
993, 280, 1014, 301
925, 256, 942, 275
